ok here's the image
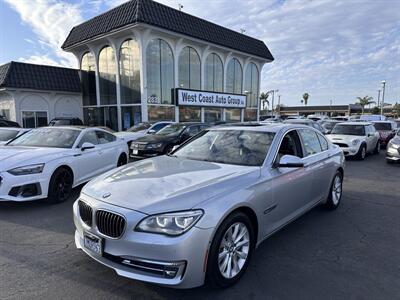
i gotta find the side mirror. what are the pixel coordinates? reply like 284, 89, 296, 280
276, 155, 304, 168
148, 129, 156, 134
81, 142, 95, 151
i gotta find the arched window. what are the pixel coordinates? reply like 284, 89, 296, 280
205, 53, 223, 92
119, 39, 141, 104
178, 46, 200, 89
146, 39, 174, 105
226, 58, 242, 94
98, 46, 117, 105
81, 52, 97, 106
244, 63, 259, 108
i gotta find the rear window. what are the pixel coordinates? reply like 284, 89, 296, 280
373, 123, 392, 131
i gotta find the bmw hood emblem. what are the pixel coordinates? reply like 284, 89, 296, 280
102, 192, 111, 198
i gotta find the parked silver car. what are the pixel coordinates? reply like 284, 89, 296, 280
386, 129, 400, 163
73, 124, 345, 288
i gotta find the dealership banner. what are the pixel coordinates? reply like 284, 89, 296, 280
175, 89, 246, 109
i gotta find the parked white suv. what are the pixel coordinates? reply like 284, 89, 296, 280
326, 122, 380, 160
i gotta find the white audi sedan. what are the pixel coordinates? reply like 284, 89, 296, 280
73, 124, 345, 288
0, 126, 128, 203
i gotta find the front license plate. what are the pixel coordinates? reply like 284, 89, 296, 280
84, 233, 103, 255
132, 149, 138, 155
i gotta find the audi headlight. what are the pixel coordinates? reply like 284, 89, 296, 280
146, 143, 163, 149
8, 163, 45, 176
352, 139, 360, 146
135, 210, 203, 236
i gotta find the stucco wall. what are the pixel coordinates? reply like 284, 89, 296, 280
0, 91, 17, 121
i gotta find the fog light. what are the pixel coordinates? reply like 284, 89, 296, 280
8, 183, 41, 197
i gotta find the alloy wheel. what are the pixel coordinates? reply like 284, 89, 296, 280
55, 170, 72, 201
331, 174, 342, 205
218, 222, 250, 279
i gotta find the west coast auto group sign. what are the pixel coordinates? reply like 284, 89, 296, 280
175, 88, 246, 108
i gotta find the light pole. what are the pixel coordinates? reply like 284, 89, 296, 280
377, 90, 381, 108
381, 81, 386, 115
278, 95, 281, 115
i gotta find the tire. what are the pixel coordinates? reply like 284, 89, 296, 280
206, 212, 255, 288
386, 159, 394, 164
356, 144, 366, 160
164, 144, 174, 154
46, 167, 73, 204
323, 171, 343, 210
373, 141, 380, 154
117, 153, 128, 167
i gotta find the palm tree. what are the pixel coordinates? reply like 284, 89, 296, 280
356, 96, 375, 114
259, 92, 270, 111
302, 93, 309, 106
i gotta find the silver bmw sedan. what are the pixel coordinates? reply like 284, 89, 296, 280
73, 123, 345, 289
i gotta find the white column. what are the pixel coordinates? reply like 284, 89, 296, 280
113, 43, 122, 131
92, 47, 101, 107
138, 31, 149, 122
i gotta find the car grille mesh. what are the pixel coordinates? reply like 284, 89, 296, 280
78, 200, 93, 227
334, 143, 348, 148
96, 210, 125, 238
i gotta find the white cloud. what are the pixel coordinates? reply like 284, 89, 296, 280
18, 54, 64, 67
4, 0, 83, 67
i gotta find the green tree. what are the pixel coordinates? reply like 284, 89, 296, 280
302, 93, 309, 106
259, 92, 270, 110
371, 106, 380, 114
356, 96, 375, 114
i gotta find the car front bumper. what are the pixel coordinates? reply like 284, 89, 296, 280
73, 195, 214, 289
0, 171, 48, 202
335, 145, 359, 157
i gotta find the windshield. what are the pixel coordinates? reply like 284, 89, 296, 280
156, 123, 187, 136
331, 125, 365, 136
173, 130, 275, 166
322, 122, 338, 130
373, 123, 392, 131
8, 128, 81, 148
0, 129, 20, 141
127, 123, 151, 132
49, 119, 71, 126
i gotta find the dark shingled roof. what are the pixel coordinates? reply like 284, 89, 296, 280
0, 61, 81, 93
62, 0, 274, 61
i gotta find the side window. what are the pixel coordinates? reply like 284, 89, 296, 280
77, 131, 98, 148
96, 131, 116, 144
317, 133, 329, 151
277, 130, 303, 161
185, 126, 200, 136
151, 123, 167, 132
298, 129, 322, 156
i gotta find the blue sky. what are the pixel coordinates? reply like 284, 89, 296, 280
1, 0, 399, 107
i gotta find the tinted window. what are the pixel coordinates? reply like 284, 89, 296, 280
151, 123, 169, 132
8, 128, 80, 148
173, 130, 275, 166
373, 123, 392, 130
0, 129, 20, 141
127, 123, 151, 132
317, 133, 329, 151
96, 131, 116, 144
331, 125, 365, 136
78, 131, 98, 147
156, 123, 187, 135
298, 129, 322, 156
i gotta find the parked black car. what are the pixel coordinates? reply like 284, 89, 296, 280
130, 122, 208, 159
0, 116, 20, 127
48, 117, 83, 126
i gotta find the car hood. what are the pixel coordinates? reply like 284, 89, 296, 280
326, 134, 365, 143
0, 146, 70, 171
114, 131, 146, 142
135, 134, 178, 144
82, 155, 260, 215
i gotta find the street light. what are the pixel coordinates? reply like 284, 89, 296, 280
381, 80, 386, 115
377, 89, 381, 108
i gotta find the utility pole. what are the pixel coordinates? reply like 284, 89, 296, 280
278, 95, 281, 115
381, 81, 386, 115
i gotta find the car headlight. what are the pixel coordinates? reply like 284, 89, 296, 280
135, 210, 203, 236
8, 163, 45, 176
146, 143, 163, 149
352, 139, 360, 146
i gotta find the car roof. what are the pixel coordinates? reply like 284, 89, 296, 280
337, 122, 371, 125
0, 127, 27, 130
284, 119, 314, 123
211, 123, 310, 133
372, 121, 393, 123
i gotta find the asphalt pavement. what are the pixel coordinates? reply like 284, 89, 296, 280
1, 153, 399, 300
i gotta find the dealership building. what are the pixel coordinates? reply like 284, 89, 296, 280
61, 0, 274, 131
